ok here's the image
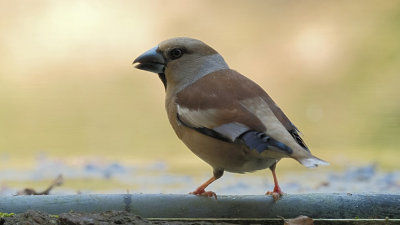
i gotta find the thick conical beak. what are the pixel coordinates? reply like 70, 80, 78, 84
133, 46, 165, 74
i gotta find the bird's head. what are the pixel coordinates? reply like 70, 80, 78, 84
133, 37, 229, 91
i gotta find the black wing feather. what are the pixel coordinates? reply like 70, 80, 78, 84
238, 131, 293, 154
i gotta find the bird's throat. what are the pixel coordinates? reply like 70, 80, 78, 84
158, 73, 167, 90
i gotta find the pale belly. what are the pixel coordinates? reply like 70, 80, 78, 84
165, 97, 279, 173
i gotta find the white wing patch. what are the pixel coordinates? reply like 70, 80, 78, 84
177, 104, 219, 128
213, 122, 249, 141
176, 104, 249, 141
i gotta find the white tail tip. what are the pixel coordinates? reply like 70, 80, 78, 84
299, 156, 329, 168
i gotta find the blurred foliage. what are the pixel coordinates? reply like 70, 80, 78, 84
0, 0, 399, 173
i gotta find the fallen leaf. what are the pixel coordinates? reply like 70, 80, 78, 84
284, 215, 314, 225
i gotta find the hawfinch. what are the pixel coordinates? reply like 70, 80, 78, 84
133, 37, 328, 198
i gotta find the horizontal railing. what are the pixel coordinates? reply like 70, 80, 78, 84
0, 193, 399, 219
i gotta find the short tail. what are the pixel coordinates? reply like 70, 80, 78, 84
298, 156, 329, 168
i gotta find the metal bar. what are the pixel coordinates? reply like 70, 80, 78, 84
0, 194, 399, 219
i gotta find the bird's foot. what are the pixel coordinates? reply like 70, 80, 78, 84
266, 186, 284, 201
190, 188, 217, 199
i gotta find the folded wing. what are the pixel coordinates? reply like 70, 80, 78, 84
176, 69, 301, 155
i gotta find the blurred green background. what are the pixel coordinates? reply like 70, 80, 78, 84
0, 0, 399, 181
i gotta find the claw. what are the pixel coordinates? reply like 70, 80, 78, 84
189, 175, 220, 200
266, 184, 284, 201
266, 190, 283, 201
190, 189, 217, 199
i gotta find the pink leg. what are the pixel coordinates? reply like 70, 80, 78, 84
190, 169, 223, 199
190, 176, 218, 199
266, 162, 284, 201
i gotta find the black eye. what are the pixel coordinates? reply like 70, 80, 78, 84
169, 48, 183, 60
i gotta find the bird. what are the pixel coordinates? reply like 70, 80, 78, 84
133, 37, 328, 199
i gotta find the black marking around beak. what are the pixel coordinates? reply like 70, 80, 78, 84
133, 46, 167, 89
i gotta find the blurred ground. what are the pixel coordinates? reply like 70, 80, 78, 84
1, 155, 399, 195
0, 1, 399, 193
